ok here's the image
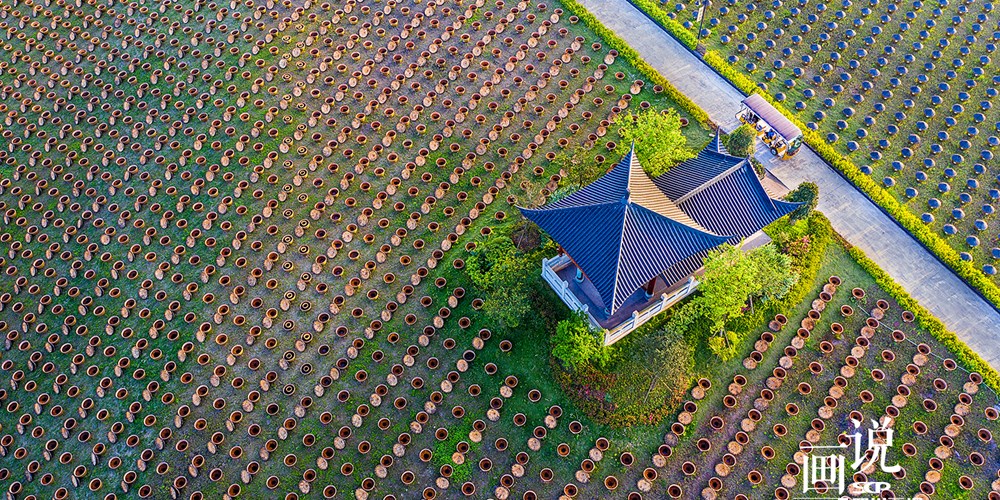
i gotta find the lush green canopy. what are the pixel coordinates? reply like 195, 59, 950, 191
668, 242, 798, 359
612, 108, 695, 177
551, 312, 610, 370
466, 234, 537, 330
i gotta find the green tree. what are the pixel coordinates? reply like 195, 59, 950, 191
785, 182, 819, 222
551, 312, 609, 370
551, 142, 603, 188
465, 235, 536, 330
747, 243, 798, 306
612, 108, 695, 177
695, 243, 757, 335
722, 124, 757, 158
668, 243, 799, 358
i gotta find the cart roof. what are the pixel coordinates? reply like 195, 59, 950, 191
741, 93, 801, 141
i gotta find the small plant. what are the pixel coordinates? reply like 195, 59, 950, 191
785, 182, 819, 223
722, 124, 756, 158
748, 156, 765, 179
551, 312, 610, 371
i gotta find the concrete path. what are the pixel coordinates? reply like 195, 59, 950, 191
578, 0, 1000, 370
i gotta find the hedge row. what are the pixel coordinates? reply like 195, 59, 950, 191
843, 239, 1000, 395
626, 1, 1000, 311
629, 0, 699, 50
703, 51, 1000, 309
559, 0, 713, 128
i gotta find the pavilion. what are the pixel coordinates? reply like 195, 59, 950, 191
520, 138, 799, 344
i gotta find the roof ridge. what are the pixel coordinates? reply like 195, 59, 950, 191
609, 202, 633, 313
608, 203, 730, 311
624, 140, 638, 201
674, 158, 749, 205
712, 133, 729, 156
629, 202, 731, 242
740, 163, 778, 211
622, 145, 720, 234
703, 143, 751, 162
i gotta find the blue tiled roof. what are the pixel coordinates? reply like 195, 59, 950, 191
520, 142, 800, 314
520, 146, 728, 313
540, 150, 631, 210
711, 133, 731, 156
678, 163, 799, 243
652, 147, 747, 201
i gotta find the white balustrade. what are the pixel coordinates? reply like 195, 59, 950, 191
540, 256, 699, 345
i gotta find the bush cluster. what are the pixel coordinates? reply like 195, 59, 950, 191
721, 212, 833, 345
630, 0, 700, 49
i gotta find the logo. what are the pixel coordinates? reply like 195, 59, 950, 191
797, 416, 916, 500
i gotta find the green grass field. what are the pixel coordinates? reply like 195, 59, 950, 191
0, 0, 997, 498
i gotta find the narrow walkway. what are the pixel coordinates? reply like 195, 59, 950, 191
578, 0, 1000, 370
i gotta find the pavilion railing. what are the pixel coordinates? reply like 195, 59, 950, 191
541, 255, 699, 345
540, 255, 602, 331
603, 277, 698, 346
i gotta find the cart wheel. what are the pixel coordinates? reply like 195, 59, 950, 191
770, 147, 778, 155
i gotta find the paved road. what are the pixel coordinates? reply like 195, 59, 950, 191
578, 0, 1000, 370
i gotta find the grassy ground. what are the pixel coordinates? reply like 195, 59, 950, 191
0, 0, 710, 498
561, 220, 1000, 498
0, 0, 996, 498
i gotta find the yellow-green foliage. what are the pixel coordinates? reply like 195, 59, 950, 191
612, 108, 695, 176
629, 0, 699, 49
551, 312, 610, 370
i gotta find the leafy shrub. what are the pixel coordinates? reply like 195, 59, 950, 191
668, 241, 797, 358
465, 234, 538, 330
707, 331, 741, 361
551, 312, 610, 370
631, 326, 695, 409
509, 219, 542, 252
551, 318, 695, 427
722, 124, 756, 158
785, 182, 818, 223
749, 156, 765, 179
770, 217, 811, 253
